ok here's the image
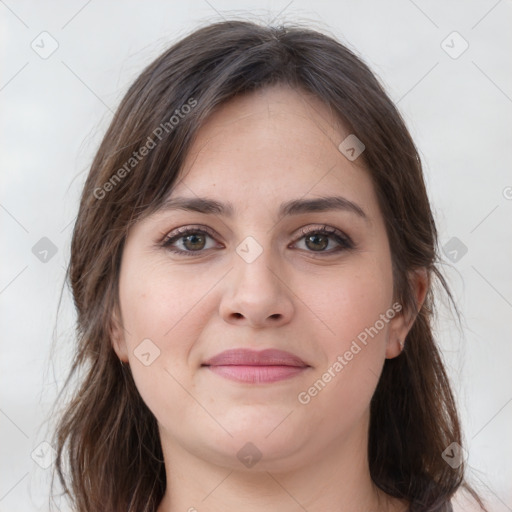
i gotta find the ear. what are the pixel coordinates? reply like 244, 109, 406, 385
110, 305, 129, 363
385, 268, 428, 359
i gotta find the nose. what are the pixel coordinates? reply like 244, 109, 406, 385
219, 247, 294, 329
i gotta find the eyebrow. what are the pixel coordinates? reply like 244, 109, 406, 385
157, 195, 369, 222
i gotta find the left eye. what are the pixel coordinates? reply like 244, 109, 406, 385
292, 227, 353, 253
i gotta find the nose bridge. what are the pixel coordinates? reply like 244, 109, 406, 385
219, 234, 294, 327
233, 234, 281, 297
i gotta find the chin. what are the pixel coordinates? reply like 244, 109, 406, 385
196, 418, 313, 471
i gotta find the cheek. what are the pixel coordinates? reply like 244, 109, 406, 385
119, 257, 218, 345
297, 255, 393, 413
307, 260, 394, 350
117, 258, 221, 412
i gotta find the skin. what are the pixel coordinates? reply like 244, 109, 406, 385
112, 84, 427, 512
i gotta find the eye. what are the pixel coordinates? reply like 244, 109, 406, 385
292, 225, 354, 254
162, 225, 221, 255
161, 224, 354, 257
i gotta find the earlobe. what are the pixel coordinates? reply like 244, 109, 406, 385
385, 268, 429, 359
110, 307, 129, 363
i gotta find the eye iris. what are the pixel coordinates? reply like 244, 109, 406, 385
305, 233, 328, 251
183, 233, 206, 250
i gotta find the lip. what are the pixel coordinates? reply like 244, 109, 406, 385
202, 348, 310, 384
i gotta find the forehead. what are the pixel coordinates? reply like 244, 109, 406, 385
169, 85, 378, 219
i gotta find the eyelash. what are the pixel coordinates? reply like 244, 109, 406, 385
161, 224, 354, 257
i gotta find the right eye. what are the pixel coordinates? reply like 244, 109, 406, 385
162, 226, 222, 256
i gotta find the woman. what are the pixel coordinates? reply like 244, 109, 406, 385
52, 20, 487, 512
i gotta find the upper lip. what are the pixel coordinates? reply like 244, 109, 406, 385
202, 349, 309, 367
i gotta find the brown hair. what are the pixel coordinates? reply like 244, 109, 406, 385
51, 19, 487, 512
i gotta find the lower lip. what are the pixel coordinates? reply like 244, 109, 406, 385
204, 365, 307, 383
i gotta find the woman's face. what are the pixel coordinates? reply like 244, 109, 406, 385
113, 84, 413, 472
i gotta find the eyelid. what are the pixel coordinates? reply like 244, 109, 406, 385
161, 224, 221, 245
292, 224, 353, 248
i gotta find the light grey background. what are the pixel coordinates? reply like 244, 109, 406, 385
1, 1, 511, 511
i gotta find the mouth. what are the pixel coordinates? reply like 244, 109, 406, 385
201, 348, 310, 384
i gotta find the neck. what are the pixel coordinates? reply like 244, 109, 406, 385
156, 413, 406, 512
